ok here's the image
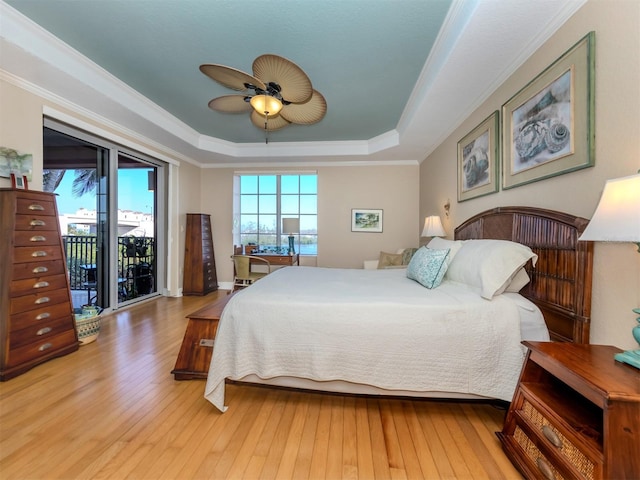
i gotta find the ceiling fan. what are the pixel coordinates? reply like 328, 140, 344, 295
199, 54, 327, 137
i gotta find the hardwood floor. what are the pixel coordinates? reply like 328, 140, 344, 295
0, 291, 522, 479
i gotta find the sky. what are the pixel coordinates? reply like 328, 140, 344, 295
55, 169, 154, 215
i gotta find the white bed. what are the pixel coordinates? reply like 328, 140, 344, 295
203, 206, 594, 413
204, 265, 548, 412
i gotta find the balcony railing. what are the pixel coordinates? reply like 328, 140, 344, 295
62, 236, 155, 303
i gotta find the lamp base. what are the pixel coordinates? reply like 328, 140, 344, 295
287, 235, 295, 256
614, 350, 640, 369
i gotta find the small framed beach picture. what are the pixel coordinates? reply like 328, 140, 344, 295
351, 209, 383, 233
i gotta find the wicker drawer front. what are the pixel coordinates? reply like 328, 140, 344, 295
10, 303, 73, 330
514, 426, 567, 480
12, 261, 66, 281
521, 400, 597, 480
6, 330, 78, 368
10, 316, 74, 348
11, 274, 69, 297
10, 289, 71, 315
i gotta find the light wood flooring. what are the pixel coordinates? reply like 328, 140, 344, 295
0, 291, 522, 479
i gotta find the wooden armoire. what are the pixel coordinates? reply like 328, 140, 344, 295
182, 213, 218, 295
0, 189, 79, 380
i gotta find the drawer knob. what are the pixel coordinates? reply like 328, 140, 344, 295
30, 219, 46, 226
542, 425, 563, 448
32, 251, 48, 257
536, 457, 556, 480
28, 204, 45, 211
35, 312, 51, 320
33, 281, 50, 289
37, 327, 52, 335
38, 342, 53, 351
30, 235, 47, 242
35, 297, 50, 305
32, 266, 49, 274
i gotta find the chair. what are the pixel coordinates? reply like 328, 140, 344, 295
80, 264, 97, 305
232, 255, 271, 291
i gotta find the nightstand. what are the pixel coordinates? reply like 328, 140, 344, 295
498, 341, 640, 480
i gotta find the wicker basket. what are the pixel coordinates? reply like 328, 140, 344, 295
75, 311, 101, 345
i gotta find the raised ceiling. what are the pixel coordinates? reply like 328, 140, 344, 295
0, 0, 585, 167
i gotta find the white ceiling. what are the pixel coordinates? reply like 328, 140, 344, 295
0, 0, 586, 167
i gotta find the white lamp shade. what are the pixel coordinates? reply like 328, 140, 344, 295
579, 173, 640, 242
422, 215, 445, 237
250, 94, 283, 116
282, 218, 300, 234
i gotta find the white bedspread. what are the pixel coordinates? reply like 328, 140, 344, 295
204, 267, 529, 412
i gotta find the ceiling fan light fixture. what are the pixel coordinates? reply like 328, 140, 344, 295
250, 94, 283, 117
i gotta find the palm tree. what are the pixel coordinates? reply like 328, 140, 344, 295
43, 169, 97, 196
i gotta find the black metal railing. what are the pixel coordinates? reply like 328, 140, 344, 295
62, 236, 155, 301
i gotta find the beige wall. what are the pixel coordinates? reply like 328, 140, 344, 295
0, 82, 44, 190
419, 0, 640, 349
200, 165, 420, 285
0, 78, 201, 298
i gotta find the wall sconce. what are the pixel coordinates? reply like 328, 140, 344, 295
443, 200, 451, 218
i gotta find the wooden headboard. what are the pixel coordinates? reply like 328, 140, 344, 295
455, 206, 593, 344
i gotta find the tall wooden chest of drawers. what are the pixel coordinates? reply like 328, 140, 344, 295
182, 213, 218, 296
0, 189, 79, 380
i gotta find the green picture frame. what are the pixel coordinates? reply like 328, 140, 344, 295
502, 31, 595, 189
457, 110, 499, 202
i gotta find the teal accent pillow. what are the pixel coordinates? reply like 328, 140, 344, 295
406, 247, 450, 289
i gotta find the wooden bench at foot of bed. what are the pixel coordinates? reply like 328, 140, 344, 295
172, 292, 233, 380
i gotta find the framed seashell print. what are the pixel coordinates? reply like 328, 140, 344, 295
502, 31, 595, 189
457, 110, 499, 202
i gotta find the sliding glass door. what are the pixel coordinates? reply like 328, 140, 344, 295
117, 153, 157, 305
43, 119, 166, 311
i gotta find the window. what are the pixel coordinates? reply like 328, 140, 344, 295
233, 174, 317, 255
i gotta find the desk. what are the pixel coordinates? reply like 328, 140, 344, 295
250, 253, 299, 266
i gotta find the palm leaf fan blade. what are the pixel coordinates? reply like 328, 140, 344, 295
250, 111, 290, 131
208, 95, 252, 113
280, 90, 327, 125
252, 54, 312, 103
199, 64, 265, 91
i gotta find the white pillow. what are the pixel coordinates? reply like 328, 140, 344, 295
503, 268, 531, 293
427, 237, 465, 264
445, 239, 537, 299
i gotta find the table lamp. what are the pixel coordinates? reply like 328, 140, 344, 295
579, 172, 640, 368
282, 218, 300, 255
421, 215, 446, 238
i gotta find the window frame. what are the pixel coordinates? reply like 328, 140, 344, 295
233, 173, 317, 255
